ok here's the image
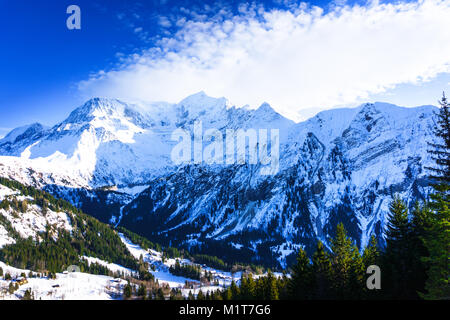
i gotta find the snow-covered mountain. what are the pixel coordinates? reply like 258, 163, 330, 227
0, 178, 242, 300
0, 93, 437, 267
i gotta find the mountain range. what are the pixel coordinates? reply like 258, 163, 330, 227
0, 92, 437, 267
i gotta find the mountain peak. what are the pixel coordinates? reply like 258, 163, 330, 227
63, 98, 129, 125
0, 123, 46, 144
256, 102, 275, 113
178, 91, 228, 110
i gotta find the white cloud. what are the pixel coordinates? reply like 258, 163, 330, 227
158, 16, 172, 28
78, 0, 450, 121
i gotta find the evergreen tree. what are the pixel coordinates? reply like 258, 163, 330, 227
137, 284, 146, 299
197, 289, 205, 300
422, 92, 450, 300
277, 272, 290, 300
422, 190, 450, 299
22, 289, 34, 300
311, 241, 332, 299
266, 271, 279, 300
240, 273, 256, 300
383, 196, 413, 299
348, 243, 365, 299
222, 287, 233, 300
212, 289, 223, 300
408, 202, 432, 299
230, 280, 240, 299
362, 235, 382, 299
329, 223, 355, 299
362, 235, 379, 268
426, 92, 450, 183
123, 283, 132, 299
8, 282, 16, 294
155, 288, 165, 300
289, 248, 313, 299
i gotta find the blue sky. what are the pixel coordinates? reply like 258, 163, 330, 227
1, 0, 450, 136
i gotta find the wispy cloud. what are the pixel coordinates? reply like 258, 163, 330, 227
78, 0, 450, 121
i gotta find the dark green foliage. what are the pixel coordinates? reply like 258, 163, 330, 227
422, 92, 450, 300
169, 288, 184, 300
116, 227, 161, 252
422, 187, 450, 299
362, 235, 380, 268
409, 203, 433, 298
155, 288, 165, 300
169, 260, 201, 280
289, 248, 313, 299
123, 283, 132, 299
382, 196, 433, 300
8, 282, 17, 294
192, 254, 227, 271
137, 284, 147, 299
22, 289, 34, 300
328, 223, 364, 299
311, 241, 332, 299
164, 246, 184, 259
426, 92, 450, 183
239, 273, 256, 300
197, 289, 205, 300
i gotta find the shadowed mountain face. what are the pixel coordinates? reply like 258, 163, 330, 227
0, 93, 437, 267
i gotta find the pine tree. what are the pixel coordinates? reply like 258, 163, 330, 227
212, 289, 223, 300
22, 289, 34, 300
137, 284, 146, 299
289, 248, 313, 299
155, 288, 165, 300
266, 271, 279, 300
383, 196, 412, 299
362, 235, 379, 268
311, 241, 332, 299
348, 243, 365, 299
240, 273, 256, 299
426, 92, 450, 183
422, 92, 450, 300
408, 202, 432, 299
362, 235, 382, 299
422, 189, 450, 299
8, 282, 16, 294
329, 223, 354, 299
197, 289, 205, 300
222, 287, 232, 300
123, 283, 132, 299
230, 280, 240, 299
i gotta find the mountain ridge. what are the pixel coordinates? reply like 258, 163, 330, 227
0, 93, 438, 267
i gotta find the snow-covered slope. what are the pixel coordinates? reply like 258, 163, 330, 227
0, 184, 73, 245
0, 261, 127, 300
0, 93, 438, 267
